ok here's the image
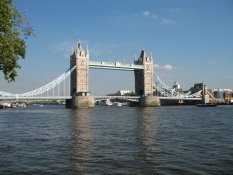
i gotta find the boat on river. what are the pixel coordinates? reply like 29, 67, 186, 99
0, 102, 12, 109
113, 102, 122, 106
99, 99, 113, 106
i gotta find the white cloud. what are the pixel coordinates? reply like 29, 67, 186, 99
142, 11, 158, 19
143, 11, 150, 16
163, 65, 173, 70
116, 11, 178, 26
227, 75, 233, 79
141, 11, 177, 25
161, 18, 176, 25
154, 64, 174, 70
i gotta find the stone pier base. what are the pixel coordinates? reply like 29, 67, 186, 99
66, 96, 95, 108
139, 95, 161, 107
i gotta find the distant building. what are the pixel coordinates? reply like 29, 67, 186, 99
172, 81, 181, 91
117, 90, 134, 96
224, 91, 232, 102
214, 90, 224, 99
107, 90, 134, 96
212, 89, 232, 99
190, 83, 203, 94
207, 89, 232, 103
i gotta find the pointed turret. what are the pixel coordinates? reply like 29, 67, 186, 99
77, 41, 83, 51
140, 49, 147, 60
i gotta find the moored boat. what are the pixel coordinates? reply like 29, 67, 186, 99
0, 102, 12, 108
99, 99, 113, 106
113, 102, 122, 106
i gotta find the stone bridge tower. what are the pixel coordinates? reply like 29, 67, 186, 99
134, 49, 153, 96
134, 49, 160, 107
70, 42, 89, 95
66, 41, 94, 108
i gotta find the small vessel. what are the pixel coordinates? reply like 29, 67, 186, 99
113, 102, 122, 106
99, 99, 113, 106
0, 102, 12, 108
196, 103, 217, 107
18, 103, 27, 107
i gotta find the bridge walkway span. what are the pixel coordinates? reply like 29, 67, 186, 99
89, 61, 144, 71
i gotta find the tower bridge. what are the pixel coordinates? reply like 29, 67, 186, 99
0, 41, 205, 107
67, 41, 158, 108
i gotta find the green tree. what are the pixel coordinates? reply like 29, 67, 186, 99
0, 0, 34, 81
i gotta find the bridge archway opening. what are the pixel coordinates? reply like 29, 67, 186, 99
89, 69, 135, 96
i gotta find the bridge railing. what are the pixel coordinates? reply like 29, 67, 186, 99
0, 66, 76, 99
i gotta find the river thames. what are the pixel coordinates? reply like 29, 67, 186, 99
0, 105, 232, 174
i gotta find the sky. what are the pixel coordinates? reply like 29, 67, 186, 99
0, 0, 233, 95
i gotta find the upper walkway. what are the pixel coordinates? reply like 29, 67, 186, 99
89, 61, 144, 71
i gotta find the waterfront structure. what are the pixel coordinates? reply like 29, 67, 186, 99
172, 81, 183, 96
173, 81, 181, 91
107, 90, 134, 96
190, 83, 210, 104
190, 83, 204, 94
70, 42, 89, 94
66, 42, 160, 108
212, 89, 232, 103
117, 90, 134, 96
134, 49, 160, 106
134, 50, 153, 96
66, 42, 95, 108
224, 91, 232, 102
0, 41, 205, 106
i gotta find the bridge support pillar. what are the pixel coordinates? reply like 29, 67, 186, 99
66, 95, 95, 108
202, 84, 210, 104
73, 95, 95, 108
202, 95, 210, 104
139, 95, 160, 107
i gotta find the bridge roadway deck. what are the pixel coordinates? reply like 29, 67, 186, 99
0, 96, 202, 101
89, 61, 144, 71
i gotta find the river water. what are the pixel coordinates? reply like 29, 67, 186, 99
0, 105, 232, 175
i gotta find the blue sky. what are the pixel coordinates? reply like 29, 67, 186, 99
1, 0, 233, 95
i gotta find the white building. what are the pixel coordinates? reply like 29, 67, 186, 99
173, 81, 181, 91
117, 90, 134, 96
